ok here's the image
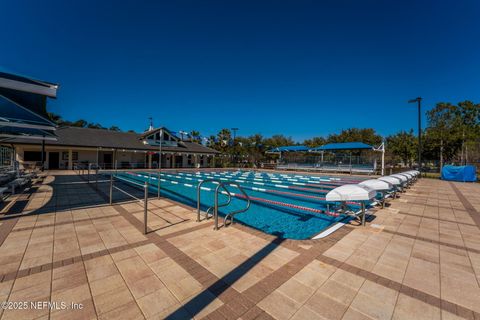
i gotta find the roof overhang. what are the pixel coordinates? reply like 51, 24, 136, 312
0, 72, 58, 98
310, 142, 373, 152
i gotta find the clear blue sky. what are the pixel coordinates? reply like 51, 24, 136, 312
1, 0, 479, 141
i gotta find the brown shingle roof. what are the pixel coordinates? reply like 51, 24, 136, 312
7, 126, 220, 154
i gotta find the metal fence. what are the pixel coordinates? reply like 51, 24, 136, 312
108, 174, 149, 234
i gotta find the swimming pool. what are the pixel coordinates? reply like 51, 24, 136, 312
115, 170, 370, 240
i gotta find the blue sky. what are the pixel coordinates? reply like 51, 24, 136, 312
1, 0, 479, 141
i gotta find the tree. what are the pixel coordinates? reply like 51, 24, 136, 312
87, 123, 105, 129
326, 128, 382, 146
303, 136, 326, 148
190, 130, 201, 143
425, 102, 459, 171
386, 130, 417, 167
72, 119, 88, 128
455, 101, 480, 164
47, 112, 63, 124
263, 135, 295, 149
109, 126, 121, 131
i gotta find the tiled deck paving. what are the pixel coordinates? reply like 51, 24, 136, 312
0, 171, 479, 319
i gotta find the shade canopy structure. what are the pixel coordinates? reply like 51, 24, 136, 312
0, 71, 58, 141
358, 179, 392, 191
266, 145, 309, 153
378, 176, 402, 186
309, 142, 373, 152
326, 184, 376, 202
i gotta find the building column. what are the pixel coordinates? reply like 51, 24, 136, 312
172, 154, 175, 168
193, 153, 202, 168
148, 153, 152, 169
182, 155, 188, 168
68, 149, 73, 170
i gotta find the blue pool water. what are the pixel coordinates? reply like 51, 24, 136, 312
115, 170, 369, 240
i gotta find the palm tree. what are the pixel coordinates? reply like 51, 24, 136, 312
47, 112, 63, 124
190, 130, 201, 143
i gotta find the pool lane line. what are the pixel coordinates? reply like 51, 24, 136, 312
182, 173, 359, 206
171, 171, 334, 195
201, 170, 365, 184
177, 171, 337, 192
136, 172, 331, 202
131, 172, 362, 209
187, 171, 343, 187
187, 170, 360, 188
126, 172, 342, 217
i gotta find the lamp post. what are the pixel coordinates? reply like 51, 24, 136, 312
158, 128, 163, 198
408, 97, 422, 171
231, 128, 238, 166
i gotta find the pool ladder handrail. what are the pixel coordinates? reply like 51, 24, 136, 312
216, 181, 251, 230
197, 179, 233, 222
196, 179, 251, 230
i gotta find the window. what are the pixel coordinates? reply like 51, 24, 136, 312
62, 152, 78, 160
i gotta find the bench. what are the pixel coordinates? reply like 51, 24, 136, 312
0, 187, 7, 201
7, 178, 29, 194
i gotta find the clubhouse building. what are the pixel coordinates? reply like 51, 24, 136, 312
8, 126, 219, 170
0, 70, 219, 171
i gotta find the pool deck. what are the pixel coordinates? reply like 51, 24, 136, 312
0, 171, 479, 320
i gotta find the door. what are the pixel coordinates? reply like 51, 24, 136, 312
103, 153, 112, 169
175, 155, 183, 168
49, 152, 60, 169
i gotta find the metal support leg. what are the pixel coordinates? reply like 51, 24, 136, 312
197, 183, 201, 222
144, 181, 148, 235
361, 202, 366, 226
109, 174, 113, 205
214, 188, 219, 230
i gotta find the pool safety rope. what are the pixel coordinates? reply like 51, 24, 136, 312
201, 171, 365, 188
134, 172, 324, 200
189, 170, 365, 185
186, 171, 341, 188
159, 172, 333, 196
177, 171, 334, 193
126, 172, 344, 217
133, 171, 359, 206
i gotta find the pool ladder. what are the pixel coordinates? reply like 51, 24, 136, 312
196, 179, 251, 230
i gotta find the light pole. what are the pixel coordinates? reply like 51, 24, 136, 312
158, 128, 163, 198
231, 128, 238, 166
408, 97, 422, 171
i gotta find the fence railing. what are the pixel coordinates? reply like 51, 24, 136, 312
73, 161, 212, 171
109, 174, 149, 234
74, 163, 101, 188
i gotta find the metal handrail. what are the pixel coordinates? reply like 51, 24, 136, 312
196, 179, 251, 230
213, 183, 233, 230
196, 179, 232, 222
109, 173, 149, 234
222, 182, 251, 228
